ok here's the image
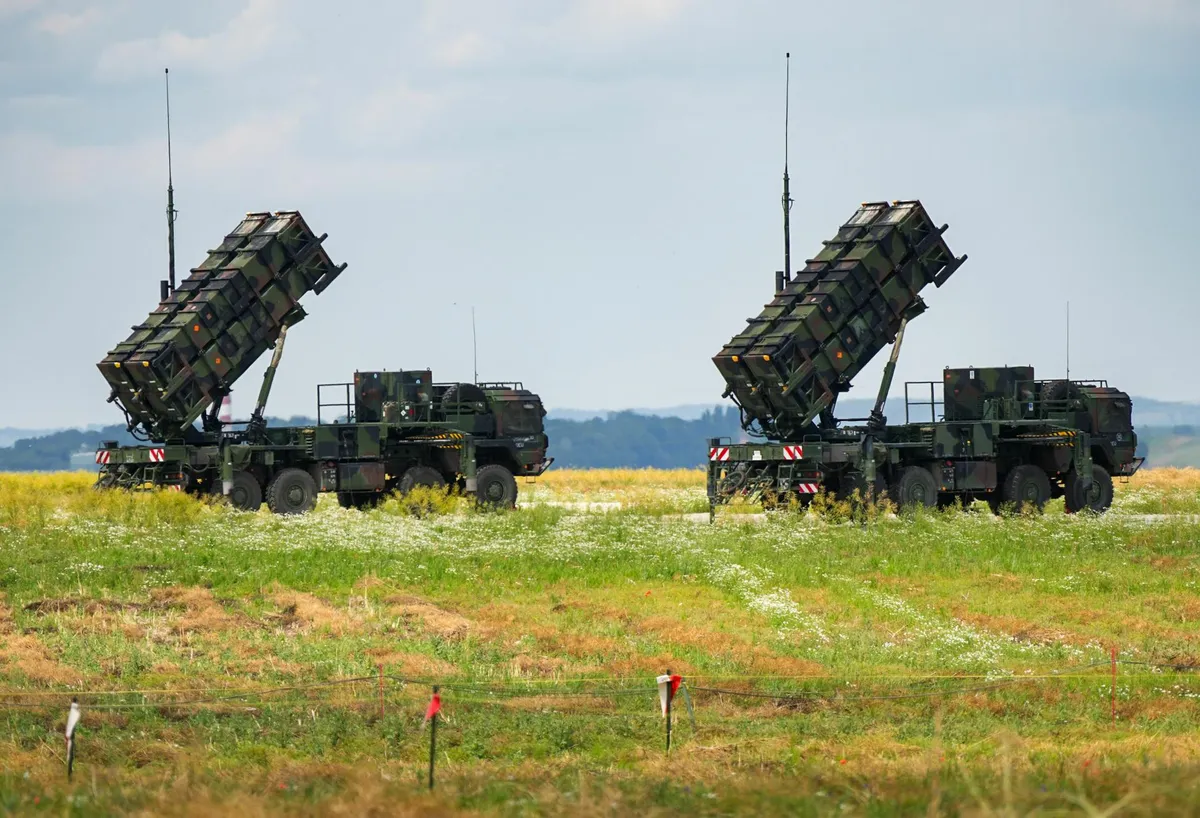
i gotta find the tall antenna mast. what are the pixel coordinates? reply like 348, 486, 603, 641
471, 306, 478, 384
165, 67, 177, 295
782, 52, 792, 283
1066, 301, 1070, 382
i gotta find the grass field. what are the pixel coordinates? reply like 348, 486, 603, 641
1, 468, 1199, 816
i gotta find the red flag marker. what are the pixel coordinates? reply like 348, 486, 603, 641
425, 686, 441, 791
424, 691, 442, 724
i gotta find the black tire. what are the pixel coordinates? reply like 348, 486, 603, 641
476, 464, 518, 509
228, 470, 263, 512
397, 465, 447, 495
441, 383, 488, 409
1001, 464, 1051, 513
889, 466, 937, 511
266, 468, 318, 515
1064, 464, 1114, 514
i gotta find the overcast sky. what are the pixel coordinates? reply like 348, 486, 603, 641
1, 0, 1198, 429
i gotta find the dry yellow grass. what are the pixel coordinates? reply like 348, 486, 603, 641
1127, 466, 1200, 491
537, 467, 704, 491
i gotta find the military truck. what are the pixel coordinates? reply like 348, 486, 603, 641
708, 199, 1142, 514
94, 210, 552, 513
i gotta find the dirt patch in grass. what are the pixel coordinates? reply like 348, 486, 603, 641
0, 632, 83, 685
635, 615, 824, 677
267, 584, 357, 636
952, 608, 1096, 648
365, 649, 459, 678
151, 587, 238, 634
386, 594, 472, 639
509, 654, 569, 677
500, 695, 621, 713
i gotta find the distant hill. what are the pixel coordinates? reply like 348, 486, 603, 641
0, 427, 57, 448
1134, 426, 1200, 469
3, 400, 1199, 472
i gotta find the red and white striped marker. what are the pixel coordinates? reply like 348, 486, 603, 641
219, 395, 232, 424
795, 483, 820, 494
709, 447, 730, 462
148, 448, 165, 462
782, 445, 804, 460
94, 450, 110, 465
657, 673, 682, 715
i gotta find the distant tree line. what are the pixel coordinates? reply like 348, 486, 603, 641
0, 409, 746, 472
544, 407, 744, 469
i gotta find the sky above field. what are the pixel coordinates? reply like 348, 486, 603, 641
1, 0, 1198, 428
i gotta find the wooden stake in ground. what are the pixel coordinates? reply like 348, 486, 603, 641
1111, 645, 1118, 726
657, 671, 682, 753
424, 686, 442, 790
65, 698, 80, 780
377, 663, 385, 719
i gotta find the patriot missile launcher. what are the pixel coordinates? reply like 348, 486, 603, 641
707, 200, 1142, 514
94, 210, 551, 514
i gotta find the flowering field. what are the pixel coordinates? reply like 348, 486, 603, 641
1, 468, 1199, 816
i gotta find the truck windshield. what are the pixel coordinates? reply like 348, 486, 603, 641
500, 402, 542, 436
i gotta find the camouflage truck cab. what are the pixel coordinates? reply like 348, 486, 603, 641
314, 372, 553, 511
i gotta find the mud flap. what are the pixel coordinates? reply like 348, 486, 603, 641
463, 436, 477, 494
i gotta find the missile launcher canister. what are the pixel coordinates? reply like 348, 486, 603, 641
713, 200, 966, 439
98, 211, 346, 440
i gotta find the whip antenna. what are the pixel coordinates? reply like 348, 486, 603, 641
782, 52, 793, 283
165, 67, 177, 295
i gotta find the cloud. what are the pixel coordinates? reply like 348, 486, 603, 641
572, 0, 688, 37
0, 131, 159, 200
95, 0, 284, 81
35, 7, 103, 35
348, 81, 444, 147
418, 0, 693, 69
433, 30, 490, 68
5, 93, 76, 109
1102, 0, 1200, 26
0, 108, 455, 204
0, 0, 40, 17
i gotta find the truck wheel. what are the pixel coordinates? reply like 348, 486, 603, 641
266, 468, 317, 515
1001, 464, 1051, 513
1064, 464, 1114, 514
229, 471, 263, 511
889, 466, 937, 511
397, 466, 447, 495
476, 464, 518, 509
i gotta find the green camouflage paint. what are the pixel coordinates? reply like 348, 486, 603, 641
98, 210, 345, 441
714, 200, 966, 439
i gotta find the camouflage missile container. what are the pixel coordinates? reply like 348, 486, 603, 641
98, 211, 345, 441
707, 199, 1142, 516
714, 200, 965, 438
